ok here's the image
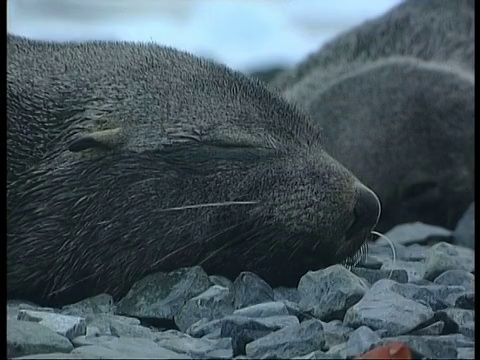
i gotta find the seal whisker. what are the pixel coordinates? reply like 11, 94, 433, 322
371, 230, 396, 279
242, 228, 275, 256
151, 220, 253, 268
288, 238, 303, 261
158, 201, 259, 212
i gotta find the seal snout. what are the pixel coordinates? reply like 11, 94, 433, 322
346, 182, 382, 242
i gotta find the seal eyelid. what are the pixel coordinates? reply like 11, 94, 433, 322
68, 128, 124, 152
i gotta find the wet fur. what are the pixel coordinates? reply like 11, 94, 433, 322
7, 35, 378, 306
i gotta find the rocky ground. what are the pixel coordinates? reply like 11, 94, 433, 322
7, 203, 474, 359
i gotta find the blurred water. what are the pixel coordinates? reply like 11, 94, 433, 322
7, 0, 403, 71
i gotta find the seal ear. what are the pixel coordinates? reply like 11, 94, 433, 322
68, 128, 124, 152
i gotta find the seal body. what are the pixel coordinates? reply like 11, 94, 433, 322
272, 0, 474, 91
271, 0, 474, 231
7, 35, 381, 306
283, 57, 474, 231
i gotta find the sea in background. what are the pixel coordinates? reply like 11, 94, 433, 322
7, 0, 402, 72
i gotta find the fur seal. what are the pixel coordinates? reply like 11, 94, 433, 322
283, 56, 474, 232
7, 35, 381, 306
272, 0, 474, 91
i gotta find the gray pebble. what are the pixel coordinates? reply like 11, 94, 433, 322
85, 314, 141, 336
61, 294, 115, 317
424, 242, 474, 280
434, 269, 474, 292
232, 301, 288, 318
71, 337, 189, 359
14, 353, 92, 359
7, 319, 73, 358
245, 319, 325, 359
109, 321, 158, 339
154, 329, 233, 359
220, 315, 291, 356
116, 266, 211, 321
344, 279, 434, 337
298, 265, 368, 321
17, 310, 86, 340
233, 272, 274, 309
175, 285, 234, 332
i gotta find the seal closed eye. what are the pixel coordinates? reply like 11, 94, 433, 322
7, 35, 381, 306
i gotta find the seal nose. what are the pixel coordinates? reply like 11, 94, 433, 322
346, 182, 381, 240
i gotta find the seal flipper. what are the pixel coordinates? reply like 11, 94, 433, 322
68, 128, 123, 152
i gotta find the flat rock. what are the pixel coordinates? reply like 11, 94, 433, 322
389, 282, 464, 310
298, 265, 368, 321
154, 329, 232, 359
187, 314, 299, 340
17, 310, 86, 340
73, 337, 188, 359
15, 353, 92, 359
424, 242, 474, 280
109, 321, 158, 339
232, 301, 288, 318
220, 315, 296, 356
434, 270, 474, 292
452, 202, 474, 249
82, 314, 141, 337
7, 319, 73, 358
233, 272, 274, 309
175, 285, 234, 332
380, 222, 452, 246
61, 294, 115, 317
245, 319, 325, 359
343, 279, 434, 337
116, 266, 211, 321
7, 301, 54, 321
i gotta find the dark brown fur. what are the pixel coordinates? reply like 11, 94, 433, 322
7, 35, 380, 306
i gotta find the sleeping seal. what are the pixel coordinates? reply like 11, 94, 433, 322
7, 35, 381, 306
283, 56, 474, 232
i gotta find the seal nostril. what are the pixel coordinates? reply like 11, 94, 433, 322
346, 182, 381, 240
